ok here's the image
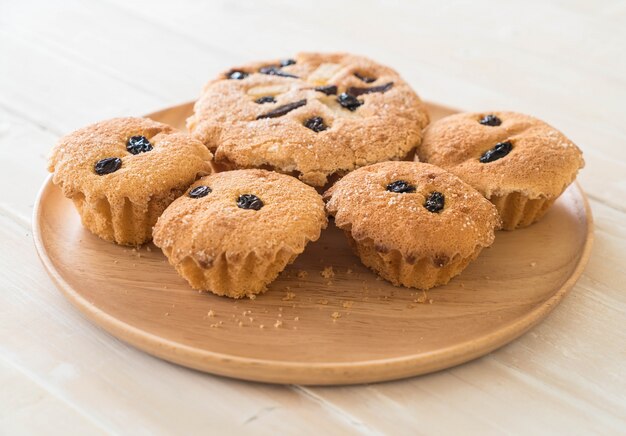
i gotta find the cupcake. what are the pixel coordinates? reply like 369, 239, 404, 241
153, 169, 327, 298
324, 161, 500, 289
417, 112, 584, 230
48, 117, 212, 245
187, 52, 429, 187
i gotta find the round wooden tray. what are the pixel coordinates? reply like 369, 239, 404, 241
33, 102, 593, 385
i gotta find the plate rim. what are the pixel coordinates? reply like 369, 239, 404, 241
32, 103, 595, 385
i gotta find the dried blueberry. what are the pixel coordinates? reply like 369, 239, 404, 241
386, 180, 416, 194
257, 99, 307, 119
227, 70, 248, 80
479, 114, 502, 126
337, 93, 362, 111
479, 141, 513, 163
424, 191, 445, 213
189, 185, 211, 198
304, 117, 327, 132
280, 58, 296, 67
255, 96, 276, 104
347, 82, 394, 97
259, 66, 299, 78
237, 194, 264, 210
94, 157, 122, 175
354, 72, 376, 83
126, 135, 152, 155
314, 85, 338, 95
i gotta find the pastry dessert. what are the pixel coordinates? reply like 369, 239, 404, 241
187, 52, 430, 187
417, 111, 584, 230
324, 161, 500, 289
153, 169, 327, 298
48, 117, 212, 245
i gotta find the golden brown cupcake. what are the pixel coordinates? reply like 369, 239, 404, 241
324, 161, 500, 289
417, 112, 584, 230
187, 52, 429, 187
48, 117, 212, 245
153, 170, 327, 298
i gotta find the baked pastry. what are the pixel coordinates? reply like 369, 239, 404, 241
187, 52, 430, 187
417, 112, 584, 230
153, 169, 327, 298
324, 161, 500, 289
48, 117, 212, 245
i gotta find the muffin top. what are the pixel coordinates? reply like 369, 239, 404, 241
187, 52, 430, 187
153, 169, 327, 266
324, 161, 500, 263
417, 111, 584, 199
48, 117, 213, 203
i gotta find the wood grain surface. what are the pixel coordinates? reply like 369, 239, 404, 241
2, 0, 626, 433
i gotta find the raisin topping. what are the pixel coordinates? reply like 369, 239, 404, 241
257, 99, 307, 119
424, 191, 445, 213
386, 180, 416, 194
189, 185, 212, 198
304, 117, 327, 132
280, 58, 296, 67
314, 85, 338, 95
237, 194, 264, 210
479, 114, 502, 126
347, 82, 394, 97
354, 72, 376, 83
255, 96, 276, 104
479, 141, 513, 163
94, 157, 122, 175
227, 70, 248, 80
126, 135, 153, 155
258, 66, 299, 78
337, 93, 363, 111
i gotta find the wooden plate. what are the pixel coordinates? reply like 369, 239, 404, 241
33, 102, 593, 385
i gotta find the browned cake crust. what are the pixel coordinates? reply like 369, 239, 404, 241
417, 111, 584, 229
48, 117, 213, 245
187, 52, 430, 187
153, 169, 327, 298
324, 161, 500, 289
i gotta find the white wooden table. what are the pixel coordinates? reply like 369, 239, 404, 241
1, 1, 625, 434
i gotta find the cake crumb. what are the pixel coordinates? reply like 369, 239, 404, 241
113, 260, 118, 264
248, 294, 257, 300
210, 323, 219, 328
342, 300, 354, 309
259, 324, 265, 329
321, 266, 335, 279
238, 321, 243, 327
331, 312, 341, 320
317, 299, 329, 305
296, 270, 308, 279
294, 316, 299, 321
414, 291, 428, 304
165, 312, 170, 316
346, 268, 353, 274
274, 320, 283, 328
282, 292, 296, 301
207, 310, 215, 317
146, 245, 152, 252
530, 261, 537, 267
